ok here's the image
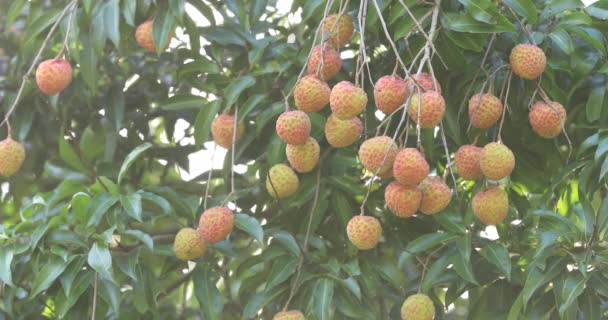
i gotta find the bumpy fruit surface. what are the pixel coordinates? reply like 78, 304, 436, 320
273, 310, 305, 320
468, 93, 503, 129
307, 45, 343, 80
346, 215, 382, 250
509, 44, 546, 80
198, 207, 234, 243
479, 143, 515, 180
407, 91, 446, 128
266, 164, 299, 198
385, 182, 422, 218
330, 81, 368, 119
276, 111, 311, 145
393, 148, 429, 186
419, 177, 451, 215
324, 114, 363, 148
35, 58, 72, 95
401, 293, 435, 320
374, 75, 407, 114
529, 101, 566, 138
472, 187, 509, 225
173, 228, 206, 261
407, 72, 442, 93
0, 137, 25, 176
455, 145, 482, 180
211, 114, 245, 149
294, 75, 331, 112
286, 137, 320, 173
135, 20, 172, 52
358, 136, 398, 175
321, 14, 354, 48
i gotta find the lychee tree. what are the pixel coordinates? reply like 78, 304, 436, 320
1, 0, 608, 319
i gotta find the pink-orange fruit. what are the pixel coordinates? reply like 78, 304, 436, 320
455, 145, 483, 180
0, 137, 25, 176
509, 44, 546, 80
346, 215, 382, 250
472, 187, 509, 225
286, 137, 320, 173
273, 310, 305, 320
35, 58, 73, 95
419, 177, 451, 215
198, 207, 234, 243
468, 93, 503, 129
173, 228, 206, 261
358, 136, 399, 175
211, 114, 245, 149
407, 91, 446, 128
307, 45, 343, 80
266, 164, 299, 199
406, 72, 442, 93
529, 101, 566, 138
275, 110, 311, 145
330, 81, 368, 119
393, 148, 429, 186
321, 14, 355, 48
401, 293, 435, 320
479, 143, 515, 180
324, 114, 363, 148
385, 181, 422, 218
294, 75, 331, 112
374, 75, 408, 114
135, 20, 172, 52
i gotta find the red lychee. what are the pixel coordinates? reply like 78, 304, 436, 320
294, 75, 331, 112
479, 143, 515, 180
35, 58, 73, 95
275, 110, 311, 145
472, 187, 509, 225
419, 177, 451, 215
392, 148, 429, 186
324, 114, 363, 148
321, 14, 355, 48
374, 75, 408, 114
455, 145, 483, 180
346, 215, 382, 250
510, 44, 546, 80
286, 137, 320, 173
385, 181, 422, 218
468, 93, 503, 129
198, 207, 235, 244
529, 101, 566, 138
358, 136, 399, 176
307, 45, 343, 80
330, 81, 368, 119
135, 20, 172, 52
407, 91, 445, 128
211, 114, 245, 149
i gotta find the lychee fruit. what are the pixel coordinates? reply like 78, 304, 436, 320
273, 310, 305, 320
401, 293, 435, 320
324, 114, 363, 148
454, 145, 483, 180
294, 75, 331, 112
384, 182, 422, 218
479, 143, 515, 180
346, 215, 382, 250
472, 187, 509, 225
35, 58, 72, 95
407, 72, 442, 93
509, 44, 546, 80
529, 101, 566, 138
0, 137, 25, 176
358, 136, 399, 176
276, 110, 311, 145
374, 75, 408, 114
419, 177, 451, 215
307, 45, 343, 80
198, 206, 234, 244
286, 137, 320, 173
211, 114, 245, 149
321, 14, 355, 48
407, 91, 446, 128
266, 164, 299, 199
393, 148, 429, 186
468, 93, 503, 129
173, 228, 206, 261
135, 20, 172, 52
330, 81, 368, 119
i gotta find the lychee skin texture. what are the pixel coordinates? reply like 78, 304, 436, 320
173, 228, 206, 261
385, 182, 422, 218
135, 20, 172, 52
35, 58, 73, 95
529, 101, 566, 138
455, 145, 483, 180
407, 91, 446, 128
393, 148, 429, 186
324, 114, 363, 148
419, 177, 451, 215
321, 14, 355, 48
266, 164, 299, 199
276, 110, 311, 145
358, 136, 399, 175
346, 215, 382, 250
330, 81, 368, 119
198, 207, 234, 244
294, 75, 331, 112
468, 93, 503, 129
211, 114, 245, 149
374, 75, 408, 114
407, 72, 442, 93
273, 310, 305, 320
509, 44, 546, 80
286, 137, 320, 173
472, 187, 509, 225
401, 293, 435, 320
0, 137, 25, 177
479, 143, 515, 180
307, 45, 343, 80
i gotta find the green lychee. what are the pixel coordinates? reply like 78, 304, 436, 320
468, 93, 503, 129
472, 187, 509, 225
358, 136, 399, 176
266, 164, 299, 199
324, 114, 363, 148
198, 207, 234, 243
173, 228, 206, 261
346, 215, 382, 250
276, 110, 311, 145
286, 137, 320, 173
419, 177, 451, 215
385, 181, 422, 218
0, 137, 25, 176
330, 81, 368, 119
401, 293, 435, 320
392, 148, 429, 186
529, 101, 566, 138
479, 143, 515, 180
294, 75, 331, 112
509, 44, 546, 80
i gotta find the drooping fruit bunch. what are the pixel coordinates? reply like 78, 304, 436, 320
173, 228, 206, 261
407, 91, 446, 128
401, 293, 435, 320
419, 177, 451, 215
358, 136, 399, 176
374, 75, 407, 114
321, 14, 354, 48
468, 93, 503, 129
135, 20, 172, 52
275, 110, 311, 145
198, 207, 235, 243
286, 137, 320, 173
393, 148, 429, 186
479, 142, 515, 180
384, 181, 422, 218
472, 187, 509, 225
35, 58, 73, 95
455, 145, 483, 180
273, 310, 305, 320
307, 45, 343, 80
324, 114, 363, 148
330, 81, 368, 119
266, 164, 300, 199
529, 101, 566, 138
294, 75, 331, 112
346, 215, 382, 250
211, 114, 245, 149
407, 72, 442, 93
0, 137, 25, 176
509, 44, 546, 80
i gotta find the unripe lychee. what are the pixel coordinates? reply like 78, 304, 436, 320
321, 14, 355, 48
472, 187, 509, 225
211, 114, 245, 149
276, 110, 311, 145
198, 207, 234, 243
393, 148, 429, 186
385, 181, 422, 218
529, 101, 566, 138
135, 20, 172, 52
374, 75, 407, 114
509, 44, 546, 80
273, 310, 305, 320
407, 91, 446, 128
286, 137, 320, 173
294, 75, 331, 112
419, 177, 451, 215
35, 58, 72, 95
346, 215, 382, 250
173, 228, 206, 261
479, 143, 515, 180
0, 137, 25, 176
266, 164, 299, 199
324, 114, 363, 148
455, 145, 483, 180
307, 45, 343, 80
468, 93, 503, 129
401, 293, 435, 320
330, 81, 368, 119
358, 136, 399, 175
407, 72, 442, 93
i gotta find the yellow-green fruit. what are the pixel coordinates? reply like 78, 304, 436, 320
529, 101, 566, 138
509, 44, 546, 80
385, 181, 421, 218
307, 45, 343, 80
273, 310, 305, 320
401, 293, 435, 320
455, 145, 483, 180
173, 228, 206, 261
321, 14, 354, 48
406, 72, 442, 93
266, 164, 299, 198
0, 137, 25, 176
294, 75, 331, 112
479, 143, 515, 180
324, 114, 363, 148
392, 148, 429, 186
276, 110, 311, 145
374, 75, 407, 114
472, 187, 509, 225
407, 91, 445, 128
330, 81, 368, 119
211, 114, 245, 149
135, 20, 172, 52
346, 215, 382, 250
419, 177, 451, 215
198, 206, 234, 243
468, 93, 503, 129
286, 137, 320, 173
358, 136, 399, 176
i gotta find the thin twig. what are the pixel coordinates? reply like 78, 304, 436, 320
497, 71, 513, 142
91, 272, 98, 320
440, 122, 458, 194
203, 144, 217, 210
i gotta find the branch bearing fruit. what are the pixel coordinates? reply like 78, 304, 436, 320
286, 137, 320, 173
324, 114, 362, 148
479, 143, 515, 180
294, 75, 331, 112
407, 91, 446, 128
529, 101, 566, 138
358, 136, 399, 176
307, 45, 342, 80
472, 187, 509, 225
276, 110, 311, 145
173, 228, 206, 261
401, 293, 435, 320
468, 93, 503, 129
455, 145, 483, 180
198, 207, 235, 244
330, 81, 368, 119
266, 164, 299, 199
346, 215, 382, 250
419, 177, 451, 215
0, 137, 25, 176
35, 58, 72, 95
393, 148, 429, 186
385, 181, 422, 218
509, 44, 546, 80
211, 114, 245, 149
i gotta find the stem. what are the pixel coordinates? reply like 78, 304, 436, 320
203, 144, 217, 210
91, 272, 98, 320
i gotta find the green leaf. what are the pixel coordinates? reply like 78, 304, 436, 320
234, 213, 264, 245
422, 253, 451, 292
87, 242, 114, 281
194, 100, 223, 145
313, 278, 334, 320
6, 0, 27, 30
118, 142, 152, 184
121, 0, 136, 26
22, 9, 62, 47
549, 28, 574, 54
451, 250, 478, 284
265, 255, 298, 291
224, 76, 256, 108
161, 94, 206, 111
103, 0, 120, 47
441, 13, 515, 33
193, 264, 223, 320
406, 232, 458, 253
30, 255, 72, 297
480, 242, 512, 280
522, 258, 566, 304
152, 7, 174, 55
99, 279, 121, 313
242, 286, 287, 319
558, 272, 587, 316
59, 133, 88, 172
87, 193, 119, 227
503, 0, 538, 23
123, 230, 153, 250
120, 193, 143, 222
0, 246, 14, 286
270, 231, 301, 257
339, 277, 362, 300
566, 26, 606, 55
80, 34, 98, 94
586, 85, 605, 123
